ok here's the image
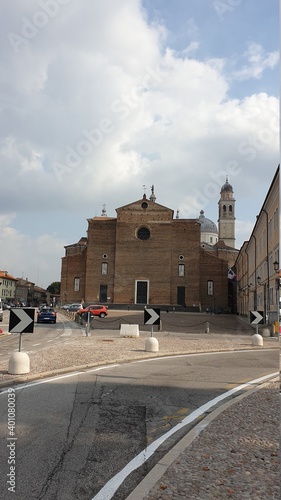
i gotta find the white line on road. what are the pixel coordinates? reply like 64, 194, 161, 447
0, 353, 277, 499
92, 371, 279, 500
32, 343, 41, 346
0, 364, 122, 394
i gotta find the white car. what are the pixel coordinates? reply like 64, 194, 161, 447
67, 303, 83, 312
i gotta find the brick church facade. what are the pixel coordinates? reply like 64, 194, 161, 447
60, 185, 235, 311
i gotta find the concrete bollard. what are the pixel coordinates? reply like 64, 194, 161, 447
145, 337, 159, 352
205, 321, 210, 333
262, 327, 271, 338
8, 352, 30, 374
252, 333, 263, 346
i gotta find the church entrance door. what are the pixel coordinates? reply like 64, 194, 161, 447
136, 281, 148, 304
177, 286, 186, 306
99, 284, 107, 303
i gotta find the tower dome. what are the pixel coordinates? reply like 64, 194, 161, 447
221, 176, 233, 193
199, 210, 218, 245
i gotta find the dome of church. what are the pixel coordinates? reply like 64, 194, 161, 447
198, 210, 218, 233
221, 178, 233, 193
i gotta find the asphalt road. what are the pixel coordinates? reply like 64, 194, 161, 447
0, 349, 277, 500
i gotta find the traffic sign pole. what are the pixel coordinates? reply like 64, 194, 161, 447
8, 308, 35, 375
19, 333, 23, 352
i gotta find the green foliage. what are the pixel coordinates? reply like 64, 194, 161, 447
47, 281, 61, 294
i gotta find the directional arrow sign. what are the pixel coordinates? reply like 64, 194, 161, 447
9, 308, 35, 333
250, 310, 264, 325
144, 308, 160, 325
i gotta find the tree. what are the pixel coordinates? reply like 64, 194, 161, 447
47, 282, 61, 294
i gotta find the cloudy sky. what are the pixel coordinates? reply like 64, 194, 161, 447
0, 0, 279, 288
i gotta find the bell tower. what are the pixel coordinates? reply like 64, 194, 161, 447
218, 176, 236, 247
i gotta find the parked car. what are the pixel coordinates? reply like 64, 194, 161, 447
60, 304, 71, 310
37, 307, 57, 324
76, 305, 108, 318
67, 303, 83, 312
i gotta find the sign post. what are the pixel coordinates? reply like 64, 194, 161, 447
144, 308, 160, 352
250, 310, 264, 346
250, 310, 264, 333
8, 308, 35, 374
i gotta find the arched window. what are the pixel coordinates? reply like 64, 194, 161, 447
223, 205, 226, 212
74, 277, 80, 291
178, 264, 185, 276
207, 280, 214, 295
229, 205, 232, 212
101, 262, 108, 275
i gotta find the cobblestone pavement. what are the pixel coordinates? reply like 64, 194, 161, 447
0, 324, 279, 499
128, 379, 279, 500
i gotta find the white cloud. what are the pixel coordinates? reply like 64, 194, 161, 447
0, 1, 278, 287
233, 42, 279, 81
0, 219, 65, 286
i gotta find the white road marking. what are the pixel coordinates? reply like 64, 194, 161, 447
0, 353, 277, 500
91, 371, 278, 500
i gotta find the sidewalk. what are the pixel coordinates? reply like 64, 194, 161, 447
127, 378, 279, 500
0, 329, 279, 499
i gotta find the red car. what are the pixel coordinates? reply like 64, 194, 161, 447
76, 305, 108, 318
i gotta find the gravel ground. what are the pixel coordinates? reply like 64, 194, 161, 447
0, 330, 279, 499
0, 330, 278, 383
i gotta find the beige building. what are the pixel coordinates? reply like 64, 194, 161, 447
235, 165, 279, 324
0, 271, 17, 303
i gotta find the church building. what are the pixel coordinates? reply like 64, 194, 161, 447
60, 181, 237, 311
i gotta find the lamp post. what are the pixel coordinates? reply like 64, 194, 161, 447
273, 260, 280, 338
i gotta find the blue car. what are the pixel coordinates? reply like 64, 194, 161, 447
37, 307, 57, 324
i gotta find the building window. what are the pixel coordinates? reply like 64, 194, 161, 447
178, 264, 185, 276
74, 277, 80, 292
210, 236, 213, 243
274, 208, 278, 231
229, 205, 232, 212
207, 280, 214, 295
101, 262, 108, 275
137, 227, 150, 240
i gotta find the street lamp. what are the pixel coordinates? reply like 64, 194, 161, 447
273, 260, 279, 272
